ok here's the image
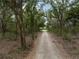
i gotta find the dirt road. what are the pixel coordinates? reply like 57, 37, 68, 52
25, 32, 72, 59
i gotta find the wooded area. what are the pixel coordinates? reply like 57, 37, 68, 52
46, 0, 79, 39
0, 0, 45, 50
0, 0, 79, 59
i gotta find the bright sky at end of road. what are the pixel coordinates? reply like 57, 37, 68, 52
37, 2, 52, 12
36, 0, 75, 12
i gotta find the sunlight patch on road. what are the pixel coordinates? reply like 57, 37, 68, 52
41, 30, 48, 32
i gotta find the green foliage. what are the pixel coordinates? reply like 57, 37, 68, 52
0, 0, 46, 50
46, 0, 79, 40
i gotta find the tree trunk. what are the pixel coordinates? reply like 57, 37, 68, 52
13, 0, 26, 50
1, 8, 6, 36
15, 10, 26, 50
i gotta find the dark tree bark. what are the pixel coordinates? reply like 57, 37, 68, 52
0, 0, 7, 36
10, 0, 26, 50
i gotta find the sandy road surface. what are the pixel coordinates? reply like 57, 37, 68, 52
25, 32, 72, 59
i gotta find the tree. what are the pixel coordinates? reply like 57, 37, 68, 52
44, 0, 79, 35
25, 0, 44, 40
0, 0, 7, 35
5, 0, 27, 50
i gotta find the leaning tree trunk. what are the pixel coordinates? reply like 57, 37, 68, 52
15, 9, 26, 50
13, 0, 26, 50
19, 0, 26, 50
